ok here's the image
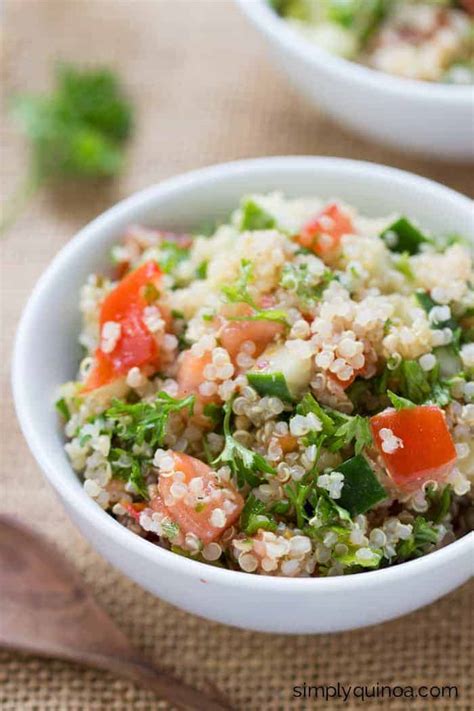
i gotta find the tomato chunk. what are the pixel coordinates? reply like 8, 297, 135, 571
176, 350, 216, 403
219, 304, 284, 363
297, 203, 354, 259
370, 405, 456, 492
84, 261, 163, 391
155, 452, 244, 544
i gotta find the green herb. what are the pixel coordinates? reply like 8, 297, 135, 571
106, 391, 195, 450
246, 372, 293, 402
387, 390, 416, 410
333, 415, 373, 456
129, 458, 148, 499
380, 217, 430, 255
221, 259, 288, 325
213, 398, 275, 488
335, 454, 387, 516
425, 484, 452, 524
55, 397, 70, 421
396, 516, 439, 562
415, 290, 459, 332
280, 262, 335, 307
156, 241, 189, 275
296, 393, 373, 455
161, 520, 181, 540
284, 480, 314, 529
387, 359, 451, 407
394, 252, 415, 281
203, 402, 224, 425
3, 64, 133, 233
240, 494, 277, 535
196, 260, 208, 279
240, 199, 276, 231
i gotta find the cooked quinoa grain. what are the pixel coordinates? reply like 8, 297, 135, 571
58, 192, 473, 577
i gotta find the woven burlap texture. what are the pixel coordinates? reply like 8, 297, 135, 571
1, 1, 473, 709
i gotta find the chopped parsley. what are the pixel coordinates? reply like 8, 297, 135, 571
240, 494, 277, 535
105, 392, 195, 450
387, 390, 416, 410
296, 393, 373, 456
213, 398, 275, 488
55, 397, 70, 421
396, 516, 440, 562
240, 199, 276, 231
221, 259, 288, 325
280, 262, 335, 307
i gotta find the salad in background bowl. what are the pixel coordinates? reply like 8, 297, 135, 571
272, 0, 473, 83
236, 1, 474, 160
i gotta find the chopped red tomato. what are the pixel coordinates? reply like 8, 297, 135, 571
328, 370, 357, 390
460, 0, 474, 16
176, 350, 218, 403
122, 501, 147, 522
370, 405, 456, 492
219, 304, 284, 363
83, 261, 163, 392
297, 203, 354, 259
154, 452, 244, 544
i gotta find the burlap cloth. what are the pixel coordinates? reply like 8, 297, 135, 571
1, 1, 473, 709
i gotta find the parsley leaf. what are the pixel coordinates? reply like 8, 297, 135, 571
395, 516, 440, 562
221, 259, 288, 325
55, 397, 71, 421
213, 399, 275, 488
387, 390, 416, 410
240, 494, 278, 535
280, 262, 335, 307
105, 391, 195, 450
240, 199, 276, 231
296, 393, 373, 455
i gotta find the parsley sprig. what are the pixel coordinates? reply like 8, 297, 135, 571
105, 392, 195, 450
213, 398, 275, 488
2, 64, 133, 233
297, 393, 373, 456
82, 392, 194, 498
221, 259, 288, 325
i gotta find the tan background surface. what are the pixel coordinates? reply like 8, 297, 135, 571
1, 1, 473, 709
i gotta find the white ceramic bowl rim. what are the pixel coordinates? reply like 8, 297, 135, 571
237, 0, 473, 102
13, 156, 473, 594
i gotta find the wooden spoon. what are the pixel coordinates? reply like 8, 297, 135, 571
0, 515, 233, 711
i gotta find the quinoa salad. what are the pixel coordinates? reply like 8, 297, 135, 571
57, 193, 474, 578
272, 0, 474, 83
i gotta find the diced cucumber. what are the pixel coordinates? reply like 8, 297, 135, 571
381, 217, 430, 255
250, 342, 312, 400
247, 372, 293, 402
334, 454, 387, 516
240, 199, 276, 231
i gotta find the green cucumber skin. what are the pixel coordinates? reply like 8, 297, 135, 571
336, 454, 387, 517
247, 372, 294, 402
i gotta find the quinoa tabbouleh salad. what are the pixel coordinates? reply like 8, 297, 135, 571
271, 0, 474, 84
57, 193, 474, 577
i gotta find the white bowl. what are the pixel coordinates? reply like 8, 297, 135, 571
236, 0, 474, 162
13, 157, 474, 634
